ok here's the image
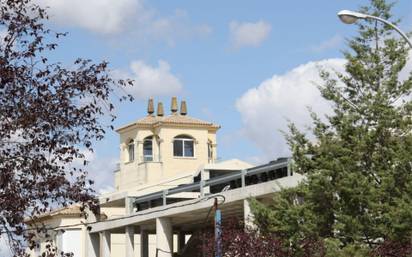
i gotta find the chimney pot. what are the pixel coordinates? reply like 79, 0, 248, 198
180, 100, 187, 115
157, 102, 164, 116
147, 98, 154, 116
171, 97, 178, 114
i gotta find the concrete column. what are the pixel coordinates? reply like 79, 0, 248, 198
156, 217, 173, 257
140, 230, 149, 257
243, 199, 255, 229
200, 169, 210, 194
100, 231, 111, 257
177, 231, 186, 254
125, 226, 134, 257
85, 232, 99, 257
125, 197, 134, 215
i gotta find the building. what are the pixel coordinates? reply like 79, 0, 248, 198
27, 97, 304, 257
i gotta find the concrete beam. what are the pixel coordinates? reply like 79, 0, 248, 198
156, 217, 173, 257
90, 175, 304, 233
125, 226, 134, 257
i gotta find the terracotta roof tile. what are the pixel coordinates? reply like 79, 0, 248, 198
117, 114, 220, 131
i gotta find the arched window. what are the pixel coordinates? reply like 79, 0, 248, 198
127, 139, 135, 162
143, 136, 153, 162
173, 135, 194, 157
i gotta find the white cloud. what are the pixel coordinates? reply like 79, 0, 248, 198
400, 49, 412, 81
236, 59, 346, 161
39, 0, 141, 34
68, 148, 116, 194
0, 237, 11, 257
229, 20, 271, 49
37, 0, 211, 44
145, 9, 212, 47
310, 34, 343, 53
119, 60, 183, 99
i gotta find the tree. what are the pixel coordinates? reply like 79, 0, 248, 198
198, 219, 313, 257
0, 0, 132, 255
198, 218, 328, 257
252, 0, 412, 256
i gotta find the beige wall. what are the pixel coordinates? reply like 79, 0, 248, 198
115, 125, 218, 192
26, 216, 86, 257
111, 233, 188, 257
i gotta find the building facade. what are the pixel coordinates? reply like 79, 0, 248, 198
27, 97, 303, 257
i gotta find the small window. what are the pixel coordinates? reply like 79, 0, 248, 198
208, 140, 213, 161
173, 135, 194, 157
127, 140, 134, 162
143, 136, 153, 162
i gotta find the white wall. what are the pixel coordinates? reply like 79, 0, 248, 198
61, 229, 82, 257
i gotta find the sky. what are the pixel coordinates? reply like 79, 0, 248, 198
19, 0, 412, 194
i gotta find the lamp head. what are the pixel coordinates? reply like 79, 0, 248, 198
338, 10, 368, 24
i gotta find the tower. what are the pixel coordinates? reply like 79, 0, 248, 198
114, 97, 220, 191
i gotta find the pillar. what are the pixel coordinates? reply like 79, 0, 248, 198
125, 197, 134, 215
125, 226, 134, 257
100, 231, 111, 257
243, 199, 256, 229
156, 217, 173, 257
140, 230, 149, 257
85, 232, 99, 257
177, 231, 186, 254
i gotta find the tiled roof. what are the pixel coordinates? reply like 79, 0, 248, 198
116, 114, 220, 131
24, 205, 82, 224
48, 205, 82, 216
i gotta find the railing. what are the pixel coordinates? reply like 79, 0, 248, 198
133, 158, 292, 211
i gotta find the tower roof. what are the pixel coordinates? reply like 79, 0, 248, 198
116, 114, 220, 132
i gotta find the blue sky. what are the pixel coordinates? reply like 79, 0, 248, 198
31, 0, 412, 192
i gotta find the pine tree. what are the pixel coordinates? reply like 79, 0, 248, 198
252, 0, 412, 255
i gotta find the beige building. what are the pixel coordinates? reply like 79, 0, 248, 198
27, 97, 303, 257
114, 97, 220, 193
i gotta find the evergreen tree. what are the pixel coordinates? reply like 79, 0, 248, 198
252, 0, 412, 255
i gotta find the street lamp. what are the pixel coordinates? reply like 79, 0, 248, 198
337, 10, 412, 48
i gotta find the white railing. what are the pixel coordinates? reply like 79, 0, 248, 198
133, 158, 292, 211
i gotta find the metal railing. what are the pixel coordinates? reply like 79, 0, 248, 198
133, 158, 292, 211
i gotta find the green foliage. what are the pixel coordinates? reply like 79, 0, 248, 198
252, 0, 412, 254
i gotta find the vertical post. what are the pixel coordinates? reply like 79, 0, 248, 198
287, 158, 293, 176
125, 226, 134, 257
86, 232, 100, 257
243, 199, 255, 230
55, 230, 63, 251
140, 230, 149, 257
200, 180, 205, 197
241, 169, 247, 188
162, 190, 168, 206
214, 201, 222, 257
156, 217, 173, 257
125, 197, 134, 215
177, 231, 186, 254
201, 169, 211, 195
100, 231, 111, 257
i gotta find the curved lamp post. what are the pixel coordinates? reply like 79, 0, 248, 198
338, 10, 412, 48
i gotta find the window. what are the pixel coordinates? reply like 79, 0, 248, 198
208, 140, 213, 161
127, 140, 134, 162
173, 135, 194, 157
143, 136, 153, 161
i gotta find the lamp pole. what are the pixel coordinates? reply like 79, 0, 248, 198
338, 10, 412, 48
